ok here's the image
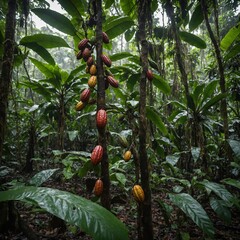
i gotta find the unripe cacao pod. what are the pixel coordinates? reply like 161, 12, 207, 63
107, 76, 119, 88
78, 38, 89, 50
80, 88, 91, 102
76, 51, 82, 60
89, 64, 97, 75
132, 185, 145, 202
91, 145, 103, 165
75, 101, 85, 111
88, 76, 97, 88
123, 150, 132, 161
146, 69, 153, 81
82, 48, 91, 62
94, 179, 103, 196
102, 32, 110, 44
101, 54, 112, 67
118, 135, 129, 148
96, 109, 107, 129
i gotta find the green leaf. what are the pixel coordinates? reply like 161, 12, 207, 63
0, 187, 129, 240
78, 161, 92, 178
146, 106, 168, 135
228, 139, 240, 159
120, 0, 136, 19
104, 0, 114, 9
32, 8, 77, 36
224, 43, 240, 61
191, 147, 201, 163
166, 155, 180, 166
115, 173, 127, 187
169, 193, 214, 237
68, 130, 79, 141
20, 34, 70, 49
29, 169, 59, 187
104, 16, 135, 39
210, 197, 231, 223
179, 31, 206, 49
221, 178, 240, 190
202, 80, 219, 102
110, 52, 133, 62
125, 28, 135, 42
152, 74, 171, 94
189, 3, 204, 32
220, 23, 240, 51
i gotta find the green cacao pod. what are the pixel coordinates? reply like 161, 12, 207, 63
94, 179, 103, 196
91, 145, 103, 165
96, 109, 107, 129
132, 185, 145, 202
118, 135, 129, 148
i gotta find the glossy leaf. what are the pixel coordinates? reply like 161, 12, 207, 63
152, 75, 171, 94
169, 193, 214, 237
29, 58, 54, 78
120, 0, 136, 19
166, 155, 180, 166
104, 0, 114, 9
221, 178, 240, 190
0, 186, 129, 240
224, 43, 240, 61
56, 0, 87, 17
189, 3, 204, 31
110, 52, 133, 61
125, 28, 135, 42
146, 106, 168, 135
29, 169, 59, 187
228, 139, 240, 159
202, 80, 218, 101
191, 147, 201, 163
179, 31, 206, 49
32, 8, 77, 36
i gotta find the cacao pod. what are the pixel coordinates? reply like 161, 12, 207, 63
80, 88, 91, 102
82, 48, 91, 62
76, 51, 82, 60
94, 179, 103, 196
78, 38, 89, 50
96, 109, 107, 129
118, 135, 129, 148
132, 185, 145, 202
146, 69, 153, 81
88, 76, 97, 88
89, 64, 97, 75
91, 145, 103, 165
123, 150, 132, 161
101, 54, 112, 67
75, 101, 85, 111
102, 32, 110, 44
87, 56, 94, 66
107, 76, 119, 88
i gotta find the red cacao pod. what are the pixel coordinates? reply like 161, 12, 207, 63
88, 75, 97, 88
132, 185, 145, 202
107, 76, 119, 88
101, 54, 112, 67
123, 150, 132, 161
146, 69, 153, 81
87, 56, 94, 66
96, 109, 107, 129
75, 101, 85, 111
94, 179, 103, 196
82, 48, 91, 62
91, 145, 103, 165
76, 51, 82, 60
102, 32, 110, 44
80, 88, 91, 102
78, 38, 89, 50
89, 64, 97, 75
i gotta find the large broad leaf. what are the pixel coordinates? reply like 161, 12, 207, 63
224, 43, 240, 61
228, 139, 240, 160
189, 3, 204, 32
179, 31, 206, 49
29, 169, 59, 187
221, 178, 240, 190
29, 58, 54, 78
146, 106, 168, 135
0, 186, 129, 240
202, 80, 219, 102
120, 0, 136, 19
152, 75, 171, 94
23, 42, 55, 65
32, 8, 77, 36
169, 193, 214, 238
110, 52, 133, 62
104, 16, 134, 39
220, 23, 240, 51
20, 34, 70, 49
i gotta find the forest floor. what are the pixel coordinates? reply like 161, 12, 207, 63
0, 166, 240, 240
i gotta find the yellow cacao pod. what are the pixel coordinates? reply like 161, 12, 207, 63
123, 150, 132, 161
90, 64, 97, 75
88, 75, 97, 88
75, 101, 85, 111
132, 185, 145, 203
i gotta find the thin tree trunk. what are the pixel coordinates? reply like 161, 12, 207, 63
137, 0, 153, 239
0, 0, 17, 163
96, 0, 111, 210
58, 93, 65, 151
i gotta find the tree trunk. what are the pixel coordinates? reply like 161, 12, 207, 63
137, 0, 153, 239
96, 0, 111, 210
0, 0, 17, 163
58, 93, 65, 151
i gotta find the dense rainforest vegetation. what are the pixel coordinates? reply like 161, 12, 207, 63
0, 0, 239, 239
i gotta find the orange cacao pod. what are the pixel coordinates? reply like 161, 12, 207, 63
107, 76, 119, 88
132, 185, 145, 202
123, 150, 132, 161
88, 76, 97, 88
96, 109, 107, 128
75, 101, 85, 111
146, 69, 153, 81
78, 38, 89, 50
102, 32, 110, 44
89, 64, 97, 75
94, 179, 103, 196
101, 54, 112, 67
82, 48, 91, 61
80, 88, 91, 102
91, 145, 103, 165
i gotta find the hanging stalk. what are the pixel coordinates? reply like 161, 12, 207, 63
96, 0, 111, 210
137, 0, 154, 239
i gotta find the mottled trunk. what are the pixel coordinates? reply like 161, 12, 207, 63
137, 0, 153, 239
96, 0, 111, 210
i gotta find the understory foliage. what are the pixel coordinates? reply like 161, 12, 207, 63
0, 0, 240, 239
